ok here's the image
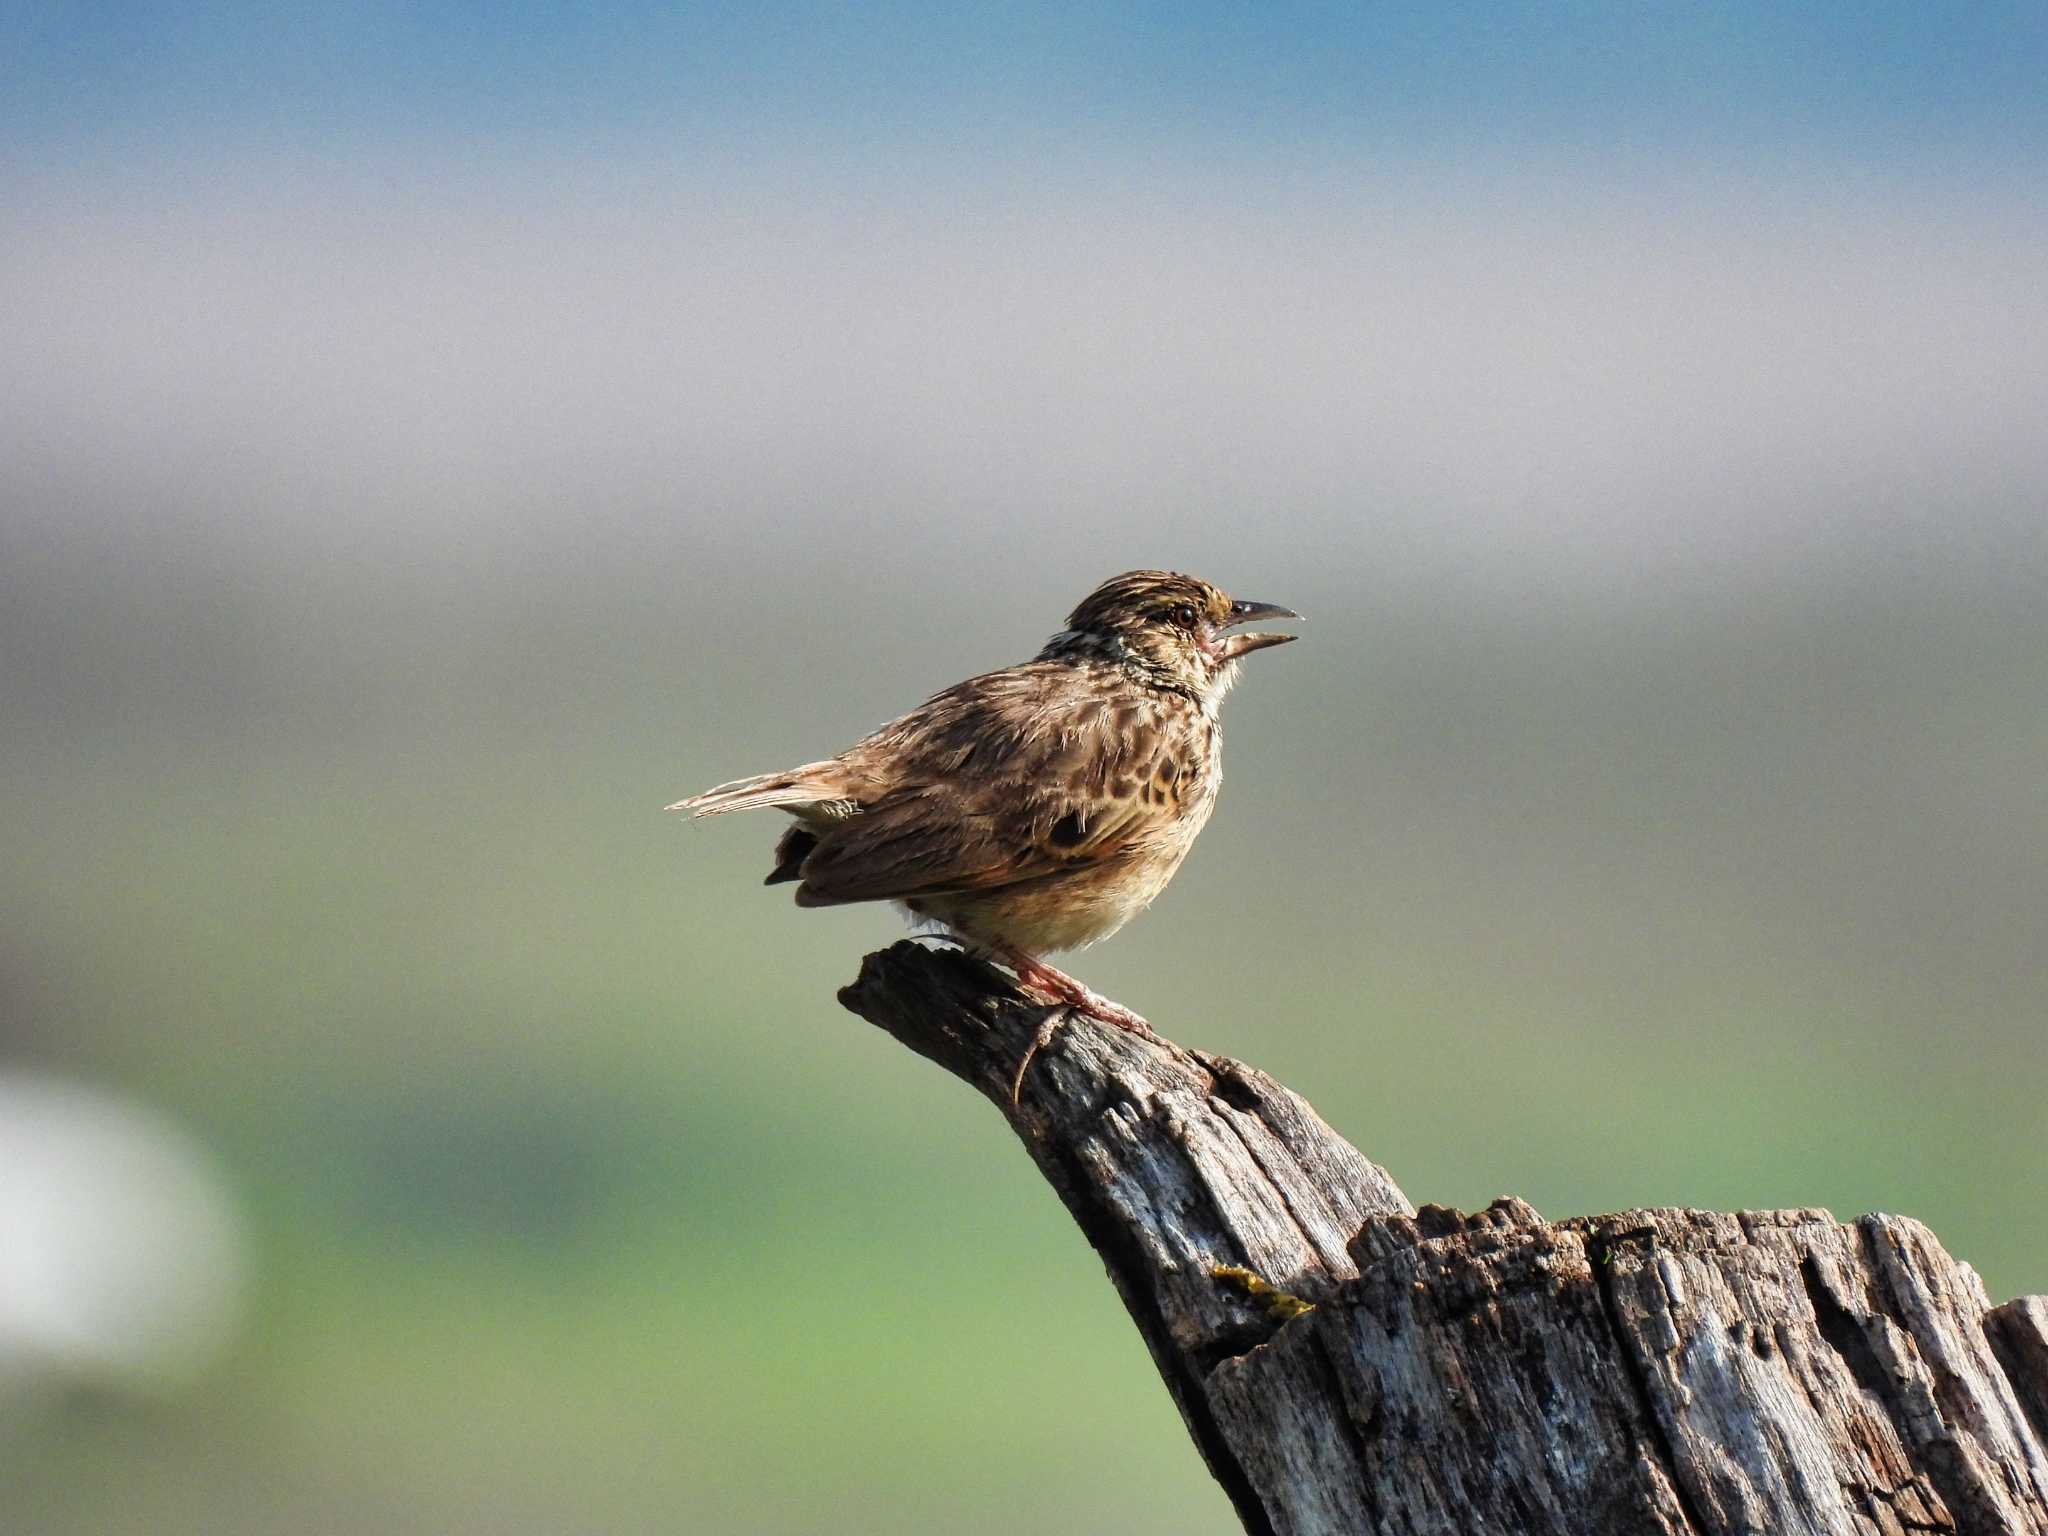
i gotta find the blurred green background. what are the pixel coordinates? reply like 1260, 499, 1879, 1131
5, 5, 2047, 1532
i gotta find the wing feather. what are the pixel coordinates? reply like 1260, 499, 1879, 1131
788, 664, 1196, 907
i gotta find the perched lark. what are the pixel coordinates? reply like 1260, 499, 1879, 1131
668, 571, 1301, 1034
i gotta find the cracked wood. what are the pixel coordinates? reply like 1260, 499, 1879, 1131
837, 941, 2048, 1536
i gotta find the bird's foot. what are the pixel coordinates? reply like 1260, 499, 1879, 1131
993, 946, 1157, 1040
1053, 985, 1157, 1038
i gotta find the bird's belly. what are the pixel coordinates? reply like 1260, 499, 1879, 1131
908, 848, 1188, 956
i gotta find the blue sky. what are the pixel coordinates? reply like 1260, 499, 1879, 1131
9, 2, 2047, 171
6, 1, 2044, 601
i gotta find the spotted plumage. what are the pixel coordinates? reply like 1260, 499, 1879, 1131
669, 571, 1301, 1034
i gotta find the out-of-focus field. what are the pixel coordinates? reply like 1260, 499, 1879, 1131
5, 500, 2043, 1532
3, 148, 2045, 1532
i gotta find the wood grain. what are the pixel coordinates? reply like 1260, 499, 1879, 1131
838, 941, 2048, 1535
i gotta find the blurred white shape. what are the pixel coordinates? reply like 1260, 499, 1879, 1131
0, 1074, 249, 1401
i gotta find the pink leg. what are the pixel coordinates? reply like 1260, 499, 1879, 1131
990, 943, 1156, 1039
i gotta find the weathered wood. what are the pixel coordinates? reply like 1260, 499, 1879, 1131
838, 941, 2048, 1536
839, 939, 1413, 1521
1991, 1298, 2048, 1455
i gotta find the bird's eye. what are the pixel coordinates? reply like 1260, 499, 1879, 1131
1172, 604, 1198, 628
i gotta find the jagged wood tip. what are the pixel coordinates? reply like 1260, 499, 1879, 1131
832, 941, 2048, 1536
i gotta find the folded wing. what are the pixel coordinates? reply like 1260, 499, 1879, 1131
790, 664, 1193, 907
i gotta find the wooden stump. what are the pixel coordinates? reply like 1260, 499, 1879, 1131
840, 941, 2048, 1536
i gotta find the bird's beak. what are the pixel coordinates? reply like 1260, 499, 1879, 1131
1215, 599, 1303, 660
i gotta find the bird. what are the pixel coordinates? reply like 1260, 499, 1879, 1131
668, 570, 1301, 1036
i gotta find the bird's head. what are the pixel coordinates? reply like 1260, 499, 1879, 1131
1044, 570, 1302, 701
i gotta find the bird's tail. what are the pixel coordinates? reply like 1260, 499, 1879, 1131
664, 760, 845, 817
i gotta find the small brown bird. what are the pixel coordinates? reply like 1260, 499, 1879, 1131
668, 571, 1301, 1034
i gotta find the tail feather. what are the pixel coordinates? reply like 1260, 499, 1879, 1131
665, 761, 844, 817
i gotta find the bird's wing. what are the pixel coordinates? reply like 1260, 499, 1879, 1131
790, 665, 1199, 907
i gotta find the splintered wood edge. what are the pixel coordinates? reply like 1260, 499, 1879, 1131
1215, 1206, 2048, 1535
837, 939, 1413, 1535
836, 942, 2048, 1536
835, 941, 1414, 1338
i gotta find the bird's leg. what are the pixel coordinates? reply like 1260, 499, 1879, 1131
989, 943, 1156, 1039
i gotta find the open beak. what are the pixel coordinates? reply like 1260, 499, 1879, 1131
1215, 598, 1303, 661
